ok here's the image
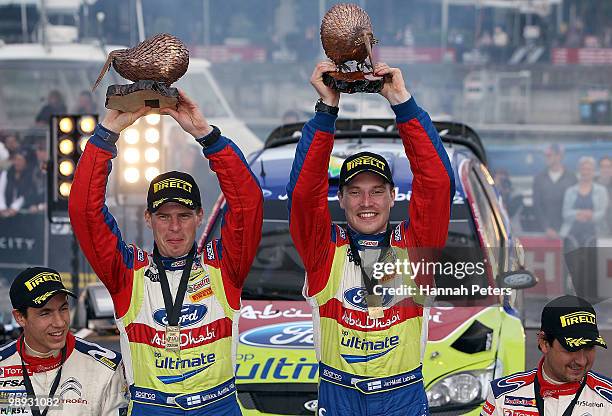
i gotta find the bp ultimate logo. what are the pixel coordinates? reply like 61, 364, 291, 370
339, 330, 399, 364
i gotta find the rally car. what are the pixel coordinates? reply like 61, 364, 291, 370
200, 118, 537, 415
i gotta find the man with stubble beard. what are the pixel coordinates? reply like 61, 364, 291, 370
482, 295, 610, 416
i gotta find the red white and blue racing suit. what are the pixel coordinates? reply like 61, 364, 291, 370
69, 124, 263, 415
481, 360, 612, 416
287, 98, 455, 415
0, 333, 128, 415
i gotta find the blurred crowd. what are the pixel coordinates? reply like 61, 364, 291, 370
0, 89, 98, 217
495, 147, 611, 299
0, 131, 46, 217
75, 0, 612, 66
496, 147, 612, 241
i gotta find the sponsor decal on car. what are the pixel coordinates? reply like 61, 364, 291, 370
152, 304, 207, 328
304, 399, 318, 412
239, 322, 313, 349
235, 355, 318, 381
240, 304, 312, 320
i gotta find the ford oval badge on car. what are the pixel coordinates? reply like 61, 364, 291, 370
239, 321, 313, 349
304, 399, 318, 412
153, 304, 207, 328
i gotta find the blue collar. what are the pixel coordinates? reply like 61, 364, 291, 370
346, 226, 390, 250
154, 243, 197, 271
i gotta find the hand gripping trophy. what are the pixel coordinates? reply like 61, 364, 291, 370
320, 3, 384, 94
92, 33, 189, 112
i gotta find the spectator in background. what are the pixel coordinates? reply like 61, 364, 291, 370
561, 157, 608, 244
26, 140, 48, 213
3, 133, 20, 158
35, 90, 67, 126
532, 144, 577, 239
0, 152, 33, 217
565, 19, 584, 48
74, 90, 97, 114
597, 156, 612, 235
561, 157, 608, 301
0, 137, 8, 165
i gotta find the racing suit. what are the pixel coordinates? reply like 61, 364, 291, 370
0, 333, 128, 415
287, 98, 455, 416
481, 360, 612, 416
69, 125, 263, 415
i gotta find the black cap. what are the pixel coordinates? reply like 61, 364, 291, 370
339, 152, 394, 189
10, 267, 76, 310
147, 171, 202, 212
541, 295, 607, 352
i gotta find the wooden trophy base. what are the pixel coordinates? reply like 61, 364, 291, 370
323, 71, 384, 94
105, 80, 179, 113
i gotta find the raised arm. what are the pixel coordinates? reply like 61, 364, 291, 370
206, 136, 263, 290
69, 107, 148, 307
160, 91, 263, 297
287, 62, 339, 295
375, 63, 455, 249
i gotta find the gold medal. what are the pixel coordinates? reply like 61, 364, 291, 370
366, 295, 384, 319
165, 325, 181, 351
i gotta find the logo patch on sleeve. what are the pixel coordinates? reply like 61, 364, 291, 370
482, 400, 495, 415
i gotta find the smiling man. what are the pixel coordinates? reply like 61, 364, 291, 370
482, 295, 611, 416
0, 267, 127, 415
287, 61, 455, 415
68, 91, 263, 415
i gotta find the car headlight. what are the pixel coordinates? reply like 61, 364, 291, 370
426, 366, 495, 409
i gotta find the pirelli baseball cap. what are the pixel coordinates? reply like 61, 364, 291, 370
541, 295, 607, 352
147, 171, 202, 212
339, 151, 394, 189
10, 267, 76, 310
